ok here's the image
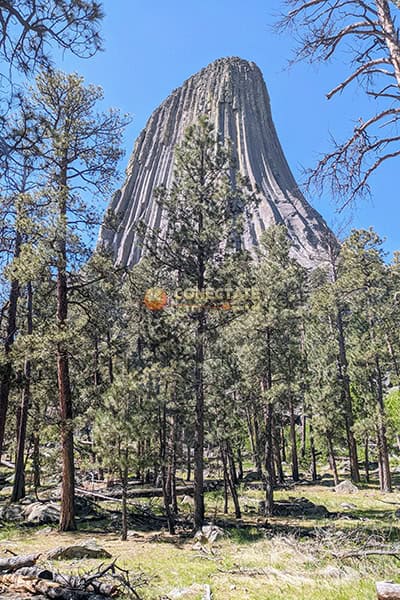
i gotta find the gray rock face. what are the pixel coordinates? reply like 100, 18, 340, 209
99, 57, 332, 268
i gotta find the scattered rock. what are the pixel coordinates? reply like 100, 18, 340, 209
340, 502, 357, 510
47, 540, 111, 560
0, 505, 23, 521
243, 471, 260, 482
334, 480, 359, 494
193, 525, 225, 548
18, 495, 36, 505
180, 495, 194, 507
35, 527, 53, 536
168, 583, 211, 599
23, 502, 60, 524
272, 497, 330, 518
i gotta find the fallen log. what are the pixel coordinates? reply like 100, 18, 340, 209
0, 573, 114, 599
13, 567, 117, 596
335, 549, 400, 560
0, 553, 40, 572
377, 581, 400, 599
15, 566, 53, 579
76, 480, 223, 501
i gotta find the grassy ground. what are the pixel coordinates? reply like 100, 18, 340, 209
1, 476, 400, 599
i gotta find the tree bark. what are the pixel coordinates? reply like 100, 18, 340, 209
186, 442, 191, 482
237, 446, 243, 482
364, 435, 370, 484
221, 446, 229, 514
335, 310, 360, 483
326, 431, 339, 486
375, 0, 400, 87
289, 397, 299, 482
301, 410, 307, 459
375, 356, 392, 492
11, 282, 33, 502
193, 310, 205, 530
160, 402, 175, 534
57, 166, 76, 532
309, 416, 318, 482
226, 441, 238, 486
220, 442, 241, 518
0, 228, 21, 459
273, 419, 285, 484
120, 456, 128, 541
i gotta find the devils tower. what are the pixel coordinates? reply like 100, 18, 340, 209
99, 57, 332, 267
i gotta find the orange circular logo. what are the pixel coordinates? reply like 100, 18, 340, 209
144, 288, 168, 311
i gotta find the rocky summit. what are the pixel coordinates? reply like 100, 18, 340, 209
99, 57, 332, 268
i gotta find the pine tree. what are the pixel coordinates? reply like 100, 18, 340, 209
139, 116, 254, 529
340, 229, 393, 492
15, 70, 128, 530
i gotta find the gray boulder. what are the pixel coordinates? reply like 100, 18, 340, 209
47, 540, 111, 560
0, 504, 23, 521
334, 480, 359, 494
23, 502, 60, 524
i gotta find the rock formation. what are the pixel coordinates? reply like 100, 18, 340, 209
99, 57, 332, 267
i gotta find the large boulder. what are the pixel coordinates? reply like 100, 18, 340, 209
269, 497, 330, 518
47, 540, 111, 560
334, 480, 359, 494
0, 505, 24, 521
22, 502, 60, 524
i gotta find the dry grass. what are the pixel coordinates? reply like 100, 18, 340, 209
1, 479, 400, 598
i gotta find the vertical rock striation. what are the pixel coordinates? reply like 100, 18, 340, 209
99, 57, 332, 267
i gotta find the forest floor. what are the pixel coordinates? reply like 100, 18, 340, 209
1, 470, 400, 599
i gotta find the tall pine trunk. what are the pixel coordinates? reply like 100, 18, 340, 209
263, 328, 274, 516
193, 311, 205, 529
12, 282, 33, 502
57, 169, 76, 532
289, 397, 299, 482
326, 431, 339, 486
309, 416, 318, 481
374, 357, 392, 492
120, 451, 129, 541
0, 229, 21, 459
364, 435, 370, 483
335, 310, 360, 483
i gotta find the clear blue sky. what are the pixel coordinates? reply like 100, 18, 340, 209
58, 0, 399, 257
